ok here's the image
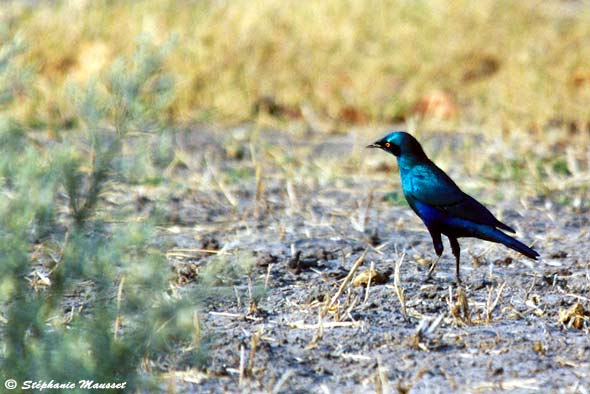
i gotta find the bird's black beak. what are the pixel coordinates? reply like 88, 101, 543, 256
366, 142, 381, 149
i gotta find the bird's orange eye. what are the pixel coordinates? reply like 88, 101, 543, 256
385, 142, 391, 148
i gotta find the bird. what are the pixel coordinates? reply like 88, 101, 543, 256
367, 131, 539, 283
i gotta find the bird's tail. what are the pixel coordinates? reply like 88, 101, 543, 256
474, 225, 539, 259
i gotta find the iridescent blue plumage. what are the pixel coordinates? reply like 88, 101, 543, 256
368, 131, 539, 283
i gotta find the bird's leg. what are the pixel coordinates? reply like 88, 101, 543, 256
449, 237, 462, 285
426, 229, 443, 281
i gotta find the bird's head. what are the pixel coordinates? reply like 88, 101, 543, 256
366, 131, 427, 160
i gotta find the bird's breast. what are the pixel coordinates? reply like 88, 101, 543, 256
412, 200, 448, 228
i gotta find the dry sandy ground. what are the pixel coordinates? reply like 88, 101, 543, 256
161, 127, 589, 393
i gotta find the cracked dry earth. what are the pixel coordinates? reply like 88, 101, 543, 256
163, 127, 590, 394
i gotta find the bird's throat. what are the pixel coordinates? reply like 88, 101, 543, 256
396, 155, 418, 173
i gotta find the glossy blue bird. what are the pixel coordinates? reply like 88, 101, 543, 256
367, 131, 539, 283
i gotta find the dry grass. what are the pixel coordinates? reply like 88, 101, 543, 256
2, 0, 590, 135
3, 0, 587, 210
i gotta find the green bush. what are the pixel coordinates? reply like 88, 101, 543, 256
0, 36, 205, 392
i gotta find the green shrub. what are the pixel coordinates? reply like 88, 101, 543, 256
0, 36, 205, 392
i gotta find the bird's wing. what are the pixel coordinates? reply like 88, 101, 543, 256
407, 162, 515, 232
406, 162, 464, 206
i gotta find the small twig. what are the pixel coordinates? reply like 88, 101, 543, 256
239, 345, 246, 386
287, 320, 362, 330
562, 293, 590, 303
265, 263, 273, 289
323, 249, 368, 315
310, 306, 324, 345
524, 276, 536, 301
340, 353, 372, 361
393, 253, 408, 318
470, 378, 539, 391
247, 276, 253, 305
208, 311, 264, 322
375, 357, 390, 394
363, 261, 375, 304
427, 314, 445, 335
447, 286, 467, 324
343, 294, 359, 321
374, 241, 393, 251
234, 286, 242, 310
485, 282, 506, 324
205, 156, 238, 207
166, 248, 233, 256
254, 165, 264, 218
247, 330, 261, 377
209, 311, 242, 318
272, 369, 295, 394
